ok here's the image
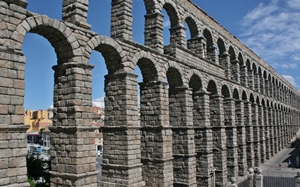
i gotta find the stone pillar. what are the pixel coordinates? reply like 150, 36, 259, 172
210, 95, 228, 187
252, 103, 261, 166
193, 91, 214, 187
260, 76, 265, 95
236, 100, 247, 176
110, 0, 132, 40
169, 25, 187, 48
268, 107, 275, 156
219, 52, 230, 79
268, 80, 272, 98
187, 37, 206, 57
265, 79, 269, 97
264, 105, 271, 160
50, 63, 97, 187
223, 98, 238, 178
258, 104, 266, 163
0, 49, 29, 186
208, 45, 219, 64
279, 110, 284, 149
276, 109, 281, 151
169, 86, 197, 187
240, 65, 248, 88
144, 12, 164, 53
254, 73, 260, 93
62, 0, 91, 29
248, 69, 254, 90
139, 81, 172, 187
231, 60, 240, 84
100, 72, 145, 187
244, 101, 254, 169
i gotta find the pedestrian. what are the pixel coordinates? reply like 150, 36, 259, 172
288, 159, 291, 165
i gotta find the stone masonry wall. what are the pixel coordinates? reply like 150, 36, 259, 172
1, 0, 300, 186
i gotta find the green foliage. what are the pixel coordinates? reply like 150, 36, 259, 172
39, 128, 45, 134
28, 177, 35, 187
26, 155, 51, 185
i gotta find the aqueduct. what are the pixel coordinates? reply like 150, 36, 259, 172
1, 0, 300, 186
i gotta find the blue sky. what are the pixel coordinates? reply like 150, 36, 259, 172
23, 0, 300, 110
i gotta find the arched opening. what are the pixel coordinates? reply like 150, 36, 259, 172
258, 67, 264, 94
203, 29, 215, 62
252, 63, 259, 92
221, 85, 238, 178
260, 98, 266, 163
243, 91, 254, 168
208, 80, 227, 186
229, 46, 238, 82
136, 57, 169, 186
185, 17, 198, 49
238, 53, 246, 87
167, 67, 196, 186
21, 19, 75, 185
217, 38, 227, 68
233, 88, 245, 177
23, 34, 56, 182
90, 50, 107, 181
246, 59, 253, 90
162, 3, 179, 47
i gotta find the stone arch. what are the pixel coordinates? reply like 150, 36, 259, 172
258, 67, 264, 94
189, 73, 203, 92
184, 16, 199, 39
131, 51, 162, 82
207, 79, 218, 95
202, 28, 215, 60
14, 15, 76, 63
166, 67, 184, 88
250, 93, 255, 103
85, 35, 125, 74
221, 84, 231, 98
246, 59, 253, 89
228, 46, 236, 62
161, 1, 180, 28
256, 95, 260, 105
217, 37, 226, 56
238, 53, 245, 66
163, 61, 186, 86
229, 46, 239, 82
242, 90, 248, 101
217, 37, 227, 70
233, 88, 240, 100
261, 98, 266, 107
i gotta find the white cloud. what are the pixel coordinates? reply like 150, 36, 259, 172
287, 0, 300, 9
292, 55, 300, 61
93, 97, 105, 108
282, 75, 297, 87
241, 0, 278, 28
164, 20, 170, 28
282, 63, 297, 69
240, 0, 300, 64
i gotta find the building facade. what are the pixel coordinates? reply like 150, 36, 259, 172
24, 109, 52, 134
1, 0, 300, 186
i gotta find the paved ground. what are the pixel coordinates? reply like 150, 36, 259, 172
259, 133, 300, 178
